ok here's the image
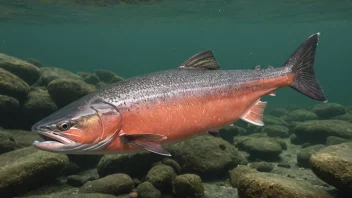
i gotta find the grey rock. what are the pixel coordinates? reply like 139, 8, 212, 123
312, 103, 346, 119
136, 182, 161, 198
238, 173, 333, 198
0, 53, 41, 85
310, 142, 352, 192
294, 120, 352, 144
297, 145, 325, 168
79, 173, 133, 195
172, 174, 204, 198
146, 164, 176, 191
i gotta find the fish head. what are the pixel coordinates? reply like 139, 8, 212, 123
31, 98, 121, 154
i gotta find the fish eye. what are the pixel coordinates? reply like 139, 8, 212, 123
57, 122, 70, 131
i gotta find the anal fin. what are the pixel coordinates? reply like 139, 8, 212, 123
241, 100, 267, 126
120, 133, 171, 156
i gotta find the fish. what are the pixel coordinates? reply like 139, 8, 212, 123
31, 33, 327, 156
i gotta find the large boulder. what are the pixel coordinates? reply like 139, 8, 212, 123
78, 173, 133, 195
312, 103, 346, 119
166, 135, 248, 178
310, 142, 352, 193
294, 120, 352, 144
172, 174, 204, 198
47, 78, 95, 108
229, 165, 258, 187
0, 53, 41, 85
238, 172, 333, 198
0, 68, 30, 101
39, 67, 83, 86
281, 109, 318, 122
0, 147, 69, 198
97, 151, 164, 178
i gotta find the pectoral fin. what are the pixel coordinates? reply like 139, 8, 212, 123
120, 134, 171, 156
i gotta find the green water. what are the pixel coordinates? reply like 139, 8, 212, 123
0, 0, 351, 108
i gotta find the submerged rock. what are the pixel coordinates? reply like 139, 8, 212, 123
172, 174, 204, 198
238, 172, 333, 198
310, 142, 352, 192
281, 109, 318, 122
263, 115, 288, 126
312, 103, 346, 119
325, 136, 351, 146
97, 151, 164, 178
229, 165, 258, 188
218, 124, 243, 144
0, 147, 69, 198
26, 58, 43, 68
261, 125, 289, 138
162, 158, 182, 174
40, 67, 83, 86
296, 144, 325, 168
0, 53, 41, 85
294, 120, 352, 144
0, 131, 18, 154
136, 182, 161, 198
268, 108, 289, 117
166, 135, 248, 178
250, 161, 273, 172
0, 95, 19, 127
146, 164, 176, 191
0, 68, 30, 101
47, 78, 96, 108
20, 87, 57, 128
79, 173, 133, 195
94, 69, 117, 83
83, 73, 100, 85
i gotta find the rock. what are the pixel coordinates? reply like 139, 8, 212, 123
24, 193, 118, 198
67, 155, 102, 169
312, 103, 346, 119
218, 124, 243, 144
301, 142, 312, 148
296, 145, 325, 168
0, 53, 41, 85
146, 164, 176, 191
261, 125, 289, 138
79, 173, 133, 195
40, 67, 83, 86
172, 174, 204, 198
294, 120, 352, 144
0, 147, 69, 198
0, 95, 19, 128
290, 134, 303, 145
310, 142, 352, 192
238, 172, 333, 198
166, 135, 248, 178
250, 161, 273, 172
277, 162, 291, 168
162, 158, 182, 174
20, 87, 57, 129
4, 129, 43, 148
0, 131, 18, 154
238, 137, 283, 160
229, 165, 258, 188
111, 75, 124, 83
47, 78, 96, 108
26, 58, 43, 68
268, 108, 289, 117
263, 115, 288, 126
67, 175, 87, 187
97, 151, 164, 178
136, 182, 161, 198
83, 73, 100, 85
0, 68, 30, 101
331, 112, 352, 122
281, 109, 318, 122
325, 136, 351, 146
94, 69, 117, 83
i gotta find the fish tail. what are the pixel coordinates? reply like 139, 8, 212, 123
285, 32, 327, 102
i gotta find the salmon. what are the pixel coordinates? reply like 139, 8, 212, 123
32, 33, 327, 156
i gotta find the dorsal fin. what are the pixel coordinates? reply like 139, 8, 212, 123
178, 50, 220, 70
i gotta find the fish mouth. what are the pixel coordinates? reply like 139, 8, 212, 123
32, 130, 76, 152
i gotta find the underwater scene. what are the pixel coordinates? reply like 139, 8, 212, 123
0, 0, 352, 198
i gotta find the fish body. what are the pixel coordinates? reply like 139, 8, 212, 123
32, 33, 327, 156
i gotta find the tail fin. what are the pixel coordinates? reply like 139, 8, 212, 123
284, 33, 327, 102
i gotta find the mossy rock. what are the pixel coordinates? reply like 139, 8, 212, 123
0, 68, 30, 101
